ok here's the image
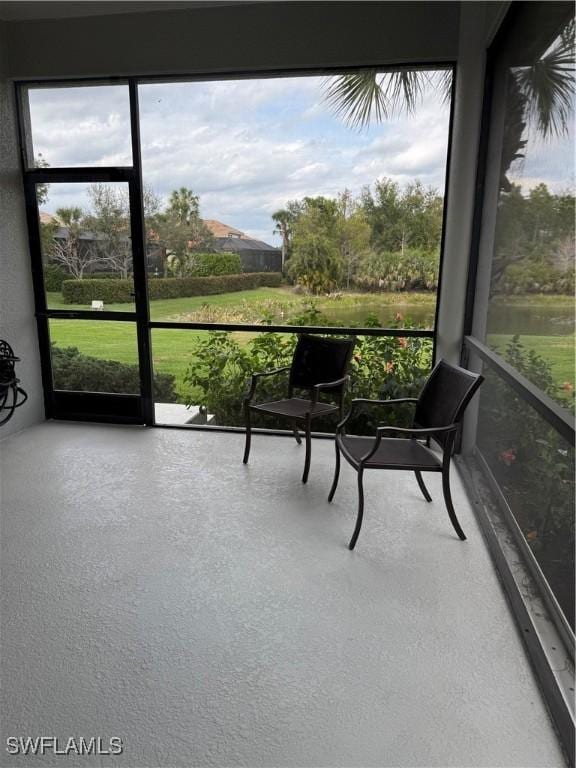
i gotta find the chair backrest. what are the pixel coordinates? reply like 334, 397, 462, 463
414, 359, 483, 447
289, 334, 356, 392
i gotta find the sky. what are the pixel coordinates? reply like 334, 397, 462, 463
28, 71, 574, 246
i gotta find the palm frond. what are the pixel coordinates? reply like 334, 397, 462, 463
515, 22, 575, 139
322, 71, 389, 130
322, 68, 452, 130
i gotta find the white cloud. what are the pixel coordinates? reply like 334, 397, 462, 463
34, 74, 455, 243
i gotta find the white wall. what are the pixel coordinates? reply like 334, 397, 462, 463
5, 2, 460, 80
434, 1, 508, 364
0, 21, 44, 438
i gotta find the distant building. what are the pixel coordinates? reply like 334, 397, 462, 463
39, 213, 281, 275
202, 219, 282, 273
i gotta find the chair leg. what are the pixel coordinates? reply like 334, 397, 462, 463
302, 416, 312, 484
442, 465, 466, 540
328, 439, 341, 502
242, 404, 252, 464
415, 470, 432, 502
349, 469, 365, 550
292, 422, 302, 445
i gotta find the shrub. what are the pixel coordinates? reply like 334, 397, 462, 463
44, 264, 68, 292
51, 345, 178, 402
62, 279, 133, 304
477, 336, 574, 625
354, 249, 439, 292
183, 306, 432, 433
61, 272, 282, 304
188, 252, 243, 277
499, 263, 575, 295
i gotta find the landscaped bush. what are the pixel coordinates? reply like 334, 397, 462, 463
183, 306, 432, 433
51, 344, 178, 402
61, 272, 282, 304
354, 249, 439, 292
88, 272, 126, 280
188, 252, 243, 277
62, 279, 133, 304
498, 263, 575, 295
477, 335, 575, 626
44, 264, 68, 292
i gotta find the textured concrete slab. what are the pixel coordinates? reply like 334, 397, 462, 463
0, 423, 566, 767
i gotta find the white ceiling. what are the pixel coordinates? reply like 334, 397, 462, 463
0, 1, 256, 22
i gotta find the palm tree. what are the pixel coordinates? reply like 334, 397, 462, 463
322, 18, 574, 180
322, 69, 452, 129
272, 209, 292, 271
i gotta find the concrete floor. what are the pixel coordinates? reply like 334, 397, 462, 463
0, 422, 566, 767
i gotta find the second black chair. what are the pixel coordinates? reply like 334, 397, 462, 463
243, 334, 356, 483
328, 359, 484, 549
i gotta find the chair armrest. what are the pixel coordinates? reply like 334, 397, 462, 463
311, 376, 349, 405
244, 366, 291, 402
357, 423, 459, 464
335, 397, 418, 432
376, 424, 458, 438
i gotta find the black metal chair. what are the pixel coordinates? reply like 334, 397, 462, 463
328, 359, 483, 549
243, 334, 356, 483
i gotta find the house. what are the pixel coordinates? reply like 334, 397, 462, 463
0, 2, 573, 766
203, 219, 282, 272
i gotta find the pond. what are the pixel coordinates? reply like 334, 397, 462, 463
279, 298, 574, 336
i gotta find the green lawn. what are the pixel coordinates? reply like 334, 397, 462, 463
47, 287, 436, 396
47, 288, 574, 400
46, 288, 292, 319
488, 334, 575, 390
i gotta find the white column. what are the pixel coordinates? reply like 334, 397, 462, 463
435, 2, 491, 364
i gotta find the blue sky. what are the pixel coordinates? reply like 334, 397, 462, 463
29, 72, 573, 246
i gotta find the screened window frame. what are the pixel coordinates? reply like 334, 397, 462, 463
16, 63, 456, 431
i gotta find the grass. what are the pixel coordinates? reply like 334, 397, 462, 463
488, 334, 575, 390
46, 288, 574, 401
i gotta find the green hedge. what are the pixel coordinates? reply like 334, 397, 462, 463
51, 345, 177, 402
44, 264, 68, 292
189, 252, 243, 277
62, 272, 282, 304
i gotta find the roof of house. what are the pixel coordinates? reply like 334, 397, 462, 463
40, 212, 59, 225
202, 219, 246, 239
215, 236, 279, 254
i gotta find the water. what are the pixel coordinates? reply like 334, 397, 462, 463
299, 301, 574, 335
486, 303, 574, 336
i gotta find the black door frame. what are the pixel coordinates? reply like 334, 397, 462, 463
16, 79, 153, 424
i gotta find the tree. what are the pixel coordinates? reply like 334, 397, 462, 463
50, 207, 97, 279
336, 190, 371, 289
322, 69, 452, 130
35, 153, 50, 207
85, 184, 132, 278
154, 187, 214, 276
287, 198, 342, 293
83, 183, 163, 278
360, 179, 443, 255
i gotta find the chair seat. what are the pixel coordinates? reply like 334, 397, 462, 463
338, 435, 442, 470
250, 397, 338, 419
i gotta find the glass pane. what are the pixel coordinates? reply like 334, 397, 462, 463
49, 320, 139, 395
139, 71, 451, 329
25, 84, 132, 168
152, 328, 432, 432
484, 6, 575, 407
38, 182, 135, 312
477, 366, 575, 630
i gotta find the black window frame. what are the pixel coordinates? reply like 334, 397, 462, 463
461, 2, 575, 760
16, 63, 456, 431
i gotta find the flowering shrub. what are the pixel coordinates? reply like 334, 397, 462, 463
477, 335, 574, 626
183, 307, 432, 434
